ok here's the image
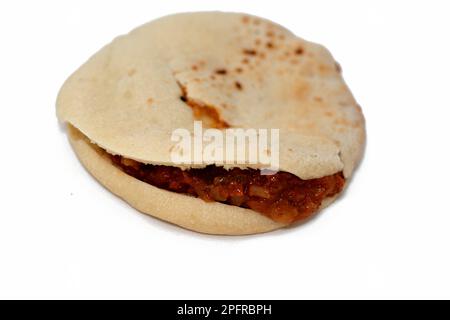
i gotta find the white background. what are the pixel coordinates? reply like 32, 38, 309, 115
1, 0, 449, 299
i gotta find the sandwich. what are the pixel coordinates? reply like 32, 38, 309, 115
57, 12, 365, 235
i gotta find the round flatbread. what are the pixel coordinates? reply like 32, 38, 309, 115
57, 12, 365, 235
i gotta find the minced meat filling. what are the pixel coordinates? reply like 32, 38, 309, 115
111, 155, 345, 223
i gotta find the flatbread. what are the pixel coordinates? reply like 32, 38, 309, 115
57, 12, 365, 234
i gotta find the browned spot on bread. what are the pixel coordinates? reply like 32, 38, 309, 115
215, 68, 227, 75
319, 64, 331, 73
210, 75, 216, 80
243, 49, 257, 55
242, 58, 249, 64
253, 18, 261, 25
191, 104, 230, 129
334, 118, 351, 126
127, 69, 136, 76
294, 82, 311, 100
146, 97, 153, 105
335, 62, 342, 73
242, 16, 250, 24
266, 31, 275, 37
266, 42, 274, 49
235, 67, 243, 73
177, 81, 230, 129
235, 81, 243, 90
191, 65, 198, 71
314, 96, 323, 102
255, 38, 261, 46
295, 47, 304, 55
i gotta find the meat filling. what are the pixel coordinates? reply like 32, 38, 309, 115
110, 155, 345, 224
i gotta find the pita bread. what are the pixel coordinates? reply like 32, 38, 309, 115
57, 12, 365, 235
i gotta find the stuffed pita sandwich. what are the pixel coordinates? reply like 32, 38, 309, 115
57, 12, 365, 235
